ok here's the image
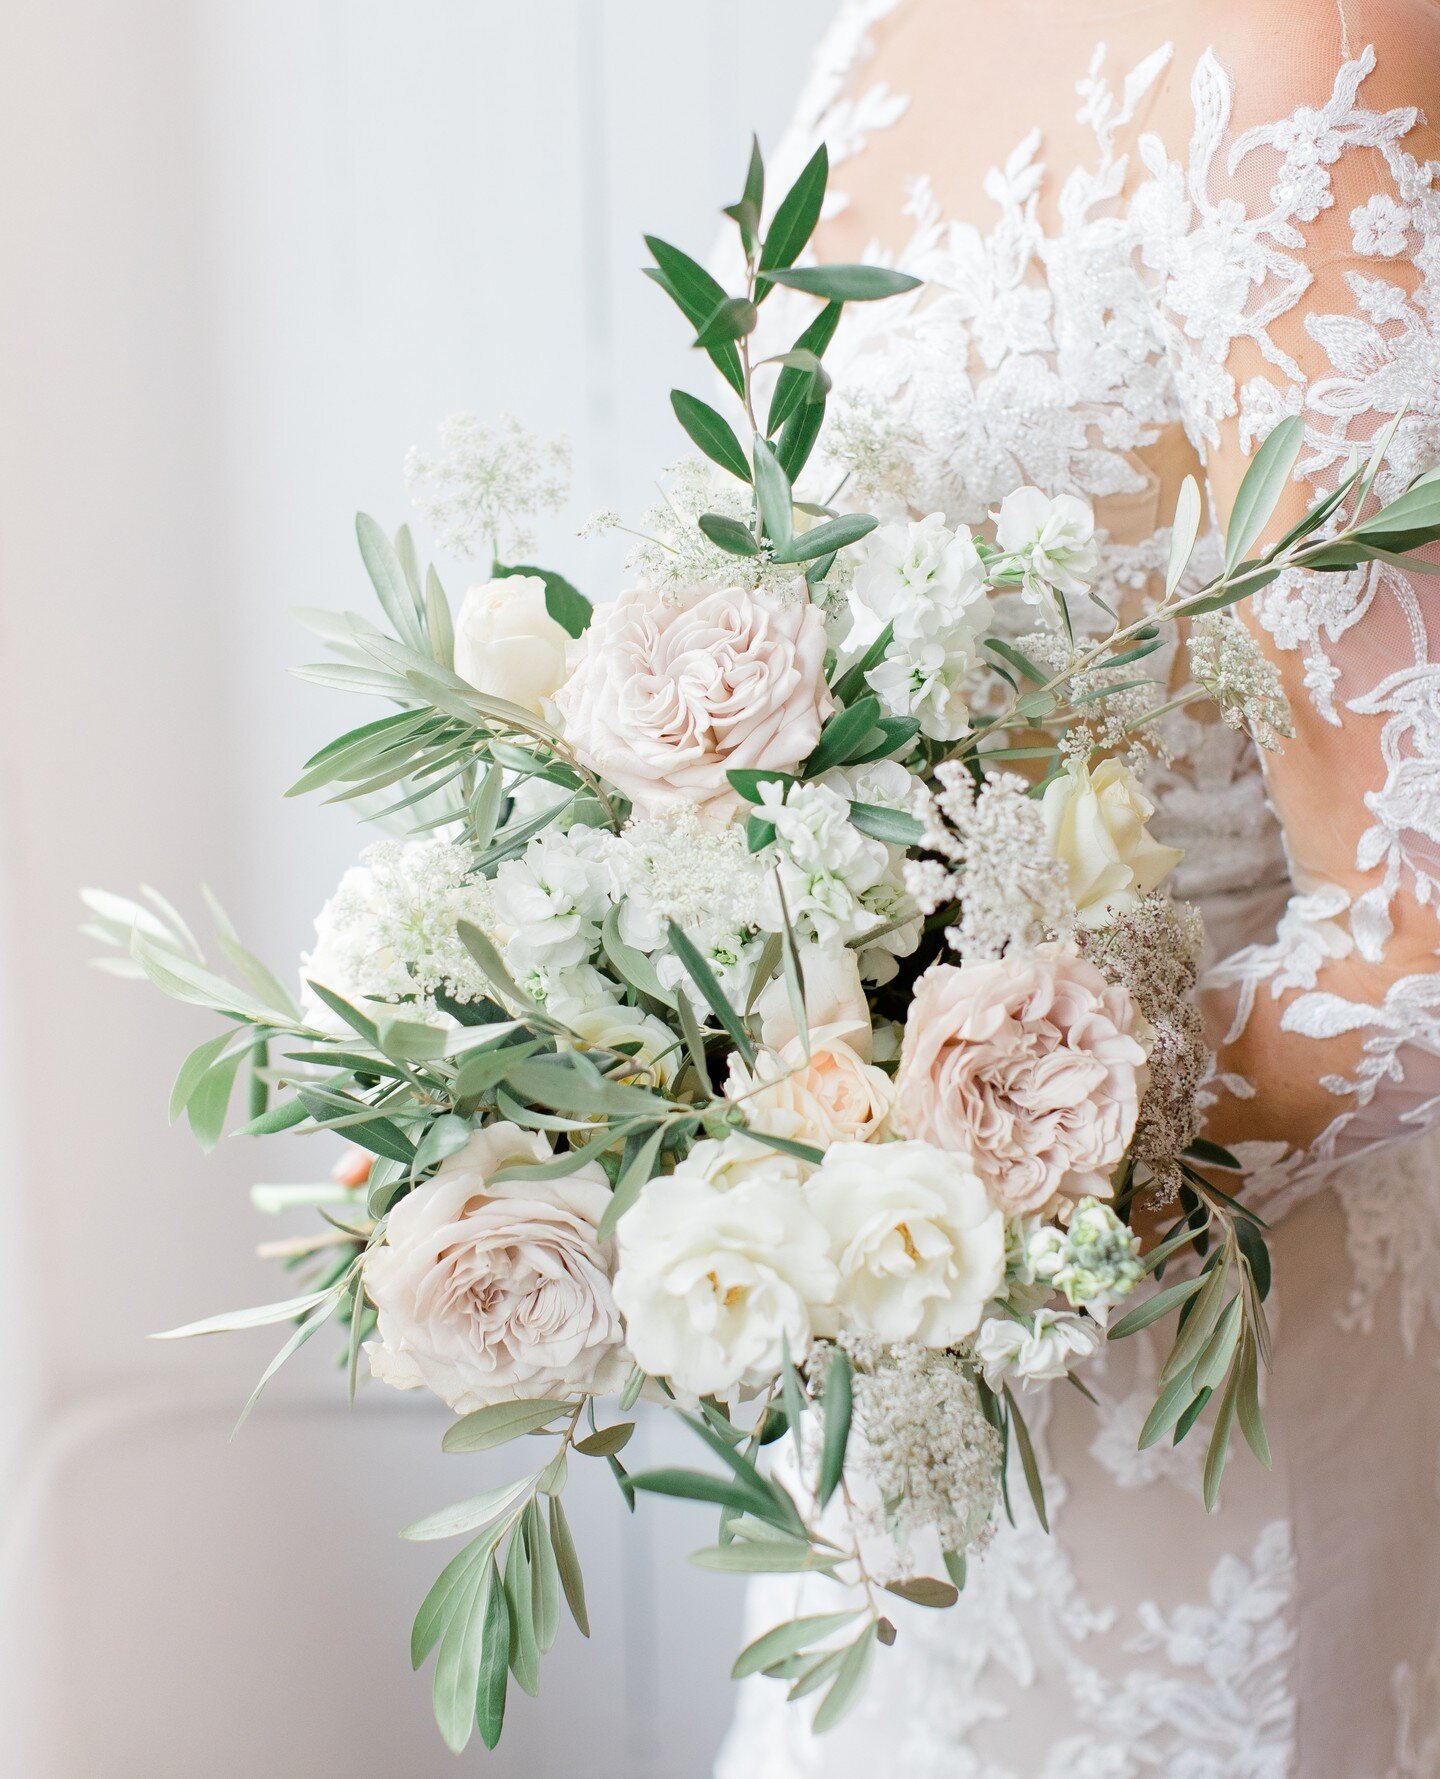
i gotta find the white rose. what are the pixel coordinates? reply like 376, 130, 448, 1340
613, 1150, 836, 1396
807, 1139, 1006, 1346
993, 488, 1100, 603
677, 1132, 811, 1193
364, 1124, 627, 1413
554, 582, 833, 816
724, 1026, 895, 1148
560, 1000, 681, 1091
453, 576, 572, 717
1040, 757, 1184, 927
755, 940, 873, 1059
973, 1308, 1103, 1391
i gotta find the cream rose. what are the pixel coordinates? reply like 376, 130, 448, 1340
554, 582, 833, 816
754, 940, 873, 1059
807, 1139, 1005, 1345
895, 946, 1150, 1217
1040, 757, 1183, 928
724, 1025, 894, 1148
453, 575, 572, 717
613, 1143, 836, 1396
364, 1123, 627, 1413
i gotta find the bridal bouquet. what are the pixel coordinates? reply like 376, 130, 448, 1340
87, 139, 1440, 1752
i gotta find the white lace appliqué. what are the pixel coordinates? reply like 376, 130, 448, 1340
716, 16, 1440, 1778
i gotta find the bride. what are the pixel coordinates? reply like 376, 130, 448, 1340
714, 1, 1440, 1772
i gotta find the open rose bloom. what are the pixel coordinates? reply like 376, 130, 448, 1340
364, 1125, 629, 1412
895, 946, 1151, 1217
555, 580, 833, 815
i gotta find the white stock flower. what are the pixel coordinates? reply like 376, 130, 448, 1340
1050, 1196, 1144, 1314
492, 827, 611, 970
1025, 1224, 1067, 1284
613, 1146, 837, 1396
808, 1140, 1006, 1346
818, 758, 920, 813
867, 635, 978, 741
1040, 757, 1184, 928
452, 576, 572, 717
539, 962, 622, 1020
654, 921, 764, 1016
993, 488, 1100, 604
364, 1124, 627, 1413
973, 1309, 1103, 1391
758, 780, 890, 946
301, 839, 497, 1027
854, 512, 991, 642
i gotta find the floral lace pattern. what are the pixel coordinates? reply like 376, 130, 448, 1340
716, 7, 1440, 1775
760, 10, 1440, 1213
717, 1381, 1300, 1779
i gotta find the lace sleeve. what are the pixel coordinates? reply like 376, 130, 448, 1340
1136, 12, 1440, 1205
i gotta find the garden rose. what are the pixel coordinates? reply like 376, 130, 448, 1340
724, 1026, 894, 1148
554, 582, 833, 815
807, 1139, 1005, 1345
364, 1123, 627, 1413
1040, 757, 1183, 928
452, 575, 572, 717
560, 999, 681, 1091
895, 946, 1150, 1216
754, 940, 872, 1057
613, 1144, 836, 1396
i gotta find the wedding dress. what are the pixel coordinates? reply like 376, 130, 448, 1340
713, 2, 1440, 1773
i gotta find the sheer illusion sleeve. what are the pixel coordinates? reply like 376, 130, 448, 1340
1136, 1, 1440, 1203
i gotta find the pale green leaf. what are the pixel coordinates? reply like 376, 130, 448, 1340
442, 1398, 574, 1454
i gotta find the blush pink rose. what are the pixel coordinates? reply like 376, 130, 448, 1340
895, 945, 1149, 1216
554, 583, 833, 815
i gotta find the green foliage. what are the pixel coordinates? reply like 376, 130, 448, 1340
816, 1348, 852, 1509
670, 390, 751, 482
758, 143, 828, 280
763, 264, 921, 301
492, 561, 592, 638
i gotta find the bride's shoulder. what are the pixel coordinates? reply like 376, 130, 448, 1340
1189, 0, 1440, 105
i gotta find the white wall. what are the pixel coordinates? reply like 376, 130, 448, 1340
0, 5, 833, 1773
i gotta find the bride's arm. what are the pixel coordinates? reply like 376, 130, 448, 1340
1154, 9, 1440, 1192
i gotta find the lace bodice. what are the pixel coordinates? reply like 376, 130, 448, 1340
746, 0, 1440, 1213
715, 10, 1440, 1776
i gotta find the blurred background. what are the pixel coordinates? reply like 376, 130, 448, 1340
0, 3, 835, 1772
